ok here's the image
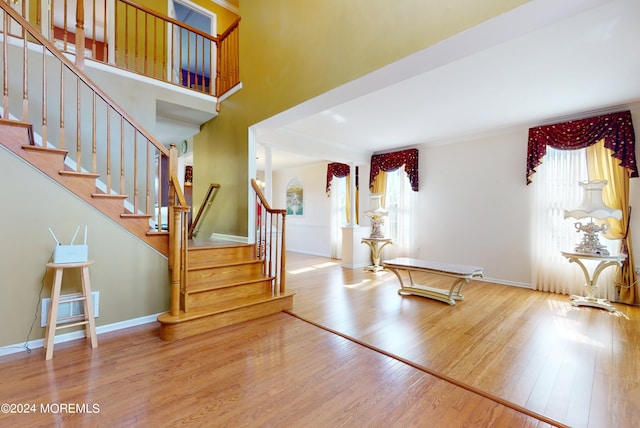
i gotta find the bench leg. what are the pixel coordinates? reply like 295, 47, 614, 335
391, 268, 469, 305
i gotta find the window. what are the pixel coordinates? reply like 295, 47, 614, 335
383, 166, 417, 259
329, 176, 347, 259
531, 147, 616, 296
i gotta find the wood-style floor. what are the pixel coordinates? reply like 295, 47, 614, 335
1, 252, 638, 427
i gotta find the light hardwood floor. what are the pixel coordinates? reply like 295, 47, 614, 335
0, 252, 638, 427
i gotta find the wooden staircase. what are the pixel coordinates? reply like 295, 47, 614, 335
157, 241, 295, 341
0, 2, 293, 341
0, 119, 169, 256
0, 118, 295, 342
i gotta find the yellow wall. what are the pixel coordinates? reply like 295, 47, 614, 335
195, 0, 530, 237
188, 0, 239, 33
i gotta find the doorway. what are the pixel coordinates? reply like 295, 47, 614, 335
168, 0, 217, 90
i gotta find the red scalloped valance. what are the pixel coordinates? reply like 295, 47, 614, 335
526, 110, 638, 184
326, 162, 358, 196
369, 149, 419, 191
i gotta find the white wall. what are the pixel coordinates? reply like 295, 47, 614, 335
273, 162, 332, 256
272, 103, 640, 289
416, 129, 531, 286
273, 162, 372, 257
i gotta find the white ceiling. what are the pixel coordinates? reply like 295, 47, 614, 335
253, 0, 640, 171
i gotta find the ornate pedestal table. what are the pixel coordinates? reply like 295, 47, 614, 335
361, 237, 392, 272
561, 251, 626, 312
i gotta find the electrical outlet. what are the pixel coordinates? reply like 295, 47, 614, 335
636, 266, 640, 275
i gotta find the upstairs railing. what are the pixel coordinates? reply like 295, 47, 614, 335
6, 0, 240, 98
252, 179, 287, 293
0, 2, 174, 237
214, 17, 240, 97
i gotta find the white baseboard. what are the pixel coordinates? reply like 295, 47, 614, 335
286, 248, 331, 258
0, 313, 162, 358
342, 262, 370, 269
479, 277, 532, 289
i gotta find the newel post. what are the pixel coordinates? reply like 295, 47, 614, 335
280, 213, 287, 293
75, 0, 85, 70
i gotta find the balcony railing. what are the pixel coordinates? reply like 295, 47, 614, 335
6, 0, 240, 97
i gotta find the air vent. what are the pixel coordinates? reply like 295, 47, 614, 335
40, 292, 100, 327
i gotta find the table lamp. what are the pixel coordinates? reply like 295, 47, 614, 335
365, 194, 389, 239
563, 180, 622, 255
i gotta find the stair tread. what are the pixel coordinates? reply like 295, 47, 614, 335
22, 144, 67, 155
92, 193, 128, 199
188, 240, 253, 250
186, 275, 273, 294
188, 259, 263, 271
59, 170, 100, 178
157, 291, 295, 323
147, 231, 169, 237
121, 213, 153, 219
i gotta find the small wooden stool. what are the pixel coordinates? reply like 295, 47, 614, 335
44, 260, 98, 360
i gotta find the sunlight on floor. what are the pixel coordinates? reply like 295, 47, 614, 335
289, 267, 315, 274
313, 262, 338, 269
344, 279, 373, 289
548, 300, 608, 348
289, 261, 339, 275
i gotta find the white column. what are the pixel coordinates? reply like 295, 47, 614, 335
247, 127, 257, 242
264, 145, 273, 203
349, 162, 357, 226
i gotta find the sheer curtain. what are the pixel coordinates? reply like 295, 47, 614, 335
368, 149, 419, 259
329, 176, 347, 259
383, 166, 417, 259
531, 147, 616, 297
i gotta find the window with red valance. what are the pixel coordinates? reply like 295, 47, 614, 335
326, 162, 358, 196
526, 110, 638, 184
369, 148, 419, 191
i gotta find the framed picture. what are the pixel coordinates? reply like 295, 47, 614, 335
286, 178, 303, 216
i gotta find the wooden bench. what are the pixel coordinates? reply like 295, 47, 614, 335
382, 257, 483, 305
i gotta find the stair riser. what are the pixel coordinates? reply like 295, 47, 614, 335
188, 245, 255, 267
158, 295, 295, 341
185, 280, 273, 312
187, 263, 264, 290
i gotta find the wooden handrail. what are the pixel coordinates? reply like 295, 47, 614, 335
219, 17, 240, 39
0, 3, 169, 157
1, 3, 172, 240
114, 0, 239, 97
188, 183, 220, 239
15, 0, 240, 98
170, 174, 188, 207
251, 179, 287, 293
216, 16, 240, 97
251, 179, 286, 215
118, 0, 220, 44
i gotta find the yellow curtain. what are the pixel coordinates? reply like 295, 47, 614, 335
586, 139, 638, 304
371, 170, 388, 207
